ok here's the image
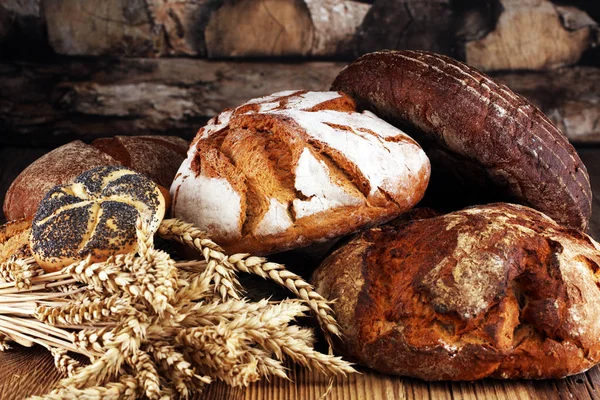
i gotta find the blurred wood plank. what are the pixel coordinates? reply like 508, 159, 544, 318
2, 60, 600, 147
493, 67, 600, 143
0, 58, 344, 147
465, 0, 597, 71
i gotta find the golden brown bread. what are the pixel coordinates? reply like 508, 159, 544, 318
0, 218, 32, 264
331, 50, 592, 230
30, 166, 165, 272
171, 90, 431, 255
312, 203, 600, 380
3, 135, 187, 221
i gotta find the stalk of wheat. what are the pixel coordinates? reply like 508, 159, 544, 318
0, 218, 354, 400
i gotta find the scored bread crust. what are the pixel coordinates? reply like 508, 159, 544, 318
170, 90, 431, 255
30, 166, 166, 272
331, 50, 592, 230
312, 203, 600, 380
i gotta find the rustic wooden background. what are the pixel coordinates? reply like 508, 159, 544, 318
3, 0, 600, 398
1, 0, 600, 144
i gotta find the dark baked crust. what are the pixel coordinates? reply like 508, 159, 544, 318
4, 136, 188, 222
312, 203, 600, 380
331, 50, 592, 230
91, 135, 188, 188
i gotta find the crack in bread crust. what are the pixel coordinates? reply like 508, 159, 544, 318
171, 90, 430, 255
312, 203, 600, 380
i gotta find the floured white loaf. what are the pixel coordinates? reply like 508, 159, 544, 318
170, 90, 431, 255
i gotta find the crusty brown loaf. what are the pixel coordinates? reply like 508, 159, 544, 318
170, 90, 431, 255
3, 136, 188, 222
30, 166, 165, 272
0, 218, 32, 264
312, 203, 600, 380
331, 50, 592, 230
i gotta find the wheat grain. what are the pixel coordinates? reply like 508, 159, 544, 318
130, 350, 161, 400
28, 374, 139, 400
0, 216, 355, 399
51, 348, 81, 378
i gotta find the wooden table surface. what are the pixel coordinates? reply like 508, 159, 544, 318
2, 145, 600, 400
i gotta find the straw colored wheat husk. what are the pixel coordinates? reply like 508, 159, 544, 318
0, 218, 355, 399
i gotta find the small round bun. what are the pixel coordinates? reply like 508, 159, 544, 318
30, 166, 165, 272
313, 203, 600, 380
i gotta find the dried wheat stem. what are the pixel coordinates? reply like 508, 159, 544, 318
0, 288, 87, 304
0, 332, 11, 351
0, 278, 79, 295
28, 374, 139, 400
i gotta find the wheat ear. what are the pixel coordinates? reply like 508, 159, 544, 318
158, 219, 342, 342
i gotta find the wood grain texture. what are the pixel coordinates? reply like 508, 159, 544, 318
465, 0, 597, 71
42, 0, 218, 57
493, 67, 600, 143
2, 146, 600, 398
2, 60, 599, 148
0, 58, 344, 147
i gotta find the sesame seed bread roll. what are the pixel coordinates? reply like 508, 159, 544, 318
30, 166, 166, 272
170, 90, 431, 255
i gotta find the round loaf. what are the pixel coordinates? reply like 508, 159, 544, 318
331, 50, 592, 230
170, 90, 431, 255
30, 166, 165, 272
312, 203, 600, 380
3, 135, 188, 222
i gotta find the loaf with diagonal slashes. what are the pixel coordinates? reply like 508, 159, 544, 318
331, 50, 592, 230
170, 90, 431, 255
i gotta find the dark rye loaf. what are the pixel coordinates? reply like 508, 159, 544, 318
312, 203, 600, 380
331, 50, 592, 230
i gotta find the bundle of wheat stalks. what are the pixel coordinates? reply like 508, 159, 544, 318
0, 218, 355, 399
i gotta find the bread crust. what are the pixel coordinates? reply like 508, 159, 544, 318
3, 136, 187, 222
171, 90, 431, 255
331, 50, 592, 230
312, 203, 600, 380
30, 166, 165, 272
0, 218, 32, 264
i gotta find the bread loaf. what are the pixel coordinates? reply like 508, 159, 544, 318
3, 135, 188, 222
30, 166, 166, 272
331, 50, 592, 230
170, 90, 431, 255
0, 218, 32, 264
312, 203, 600, 380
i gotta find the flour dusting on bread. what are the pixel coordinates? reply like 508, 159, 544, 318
171, 90, 430, 255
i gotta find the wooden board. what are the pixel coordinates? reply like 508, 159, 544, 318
2, 146, 600, 399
